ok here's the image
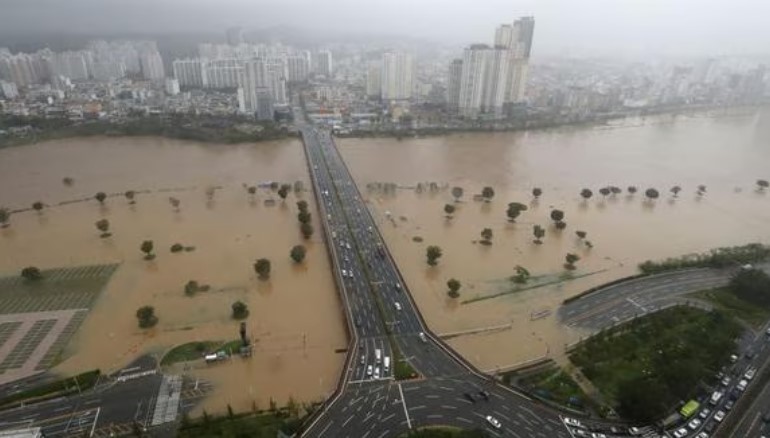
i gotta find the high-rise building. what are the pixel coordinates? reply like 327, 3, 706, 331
255, 88, 274, 121
285, 55, 310, 82
446, 59, 463, 109
381, 51, 414, 101
226, 27, 244, 46
457, 45, 511, 117
173, 58, 208, 88
0, 80, 19, 99
206, 59, 243, 88
0, 52, 49, 87
240, 59, 268, 114
165, 78, 180, 95
366, 61, 382, 98
139, 50, 165, 81
49, 51, 90, 81
313, 50, 333, 77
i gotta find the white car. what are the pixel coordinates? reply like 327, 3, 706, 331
394, 302, 402, 311
563, 417, 582, 428
720, 376, 731, 386
341, 269, 348, 278
745, 368, 756, 380
696, 433, 709, 438
698, 408, 711, 419
713, 410, 726, 422
366, 365, 373, 377
673, 427, 688, 438
688, 418, 701, 430
485, 415, 502, 429
590, 433, 607, 438
373, 366, 381, 379
737, 379, 748, 391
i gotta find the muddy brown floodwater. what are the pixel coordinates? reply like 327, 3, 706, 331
0, 136, 347, 414
338, 108, 770, 372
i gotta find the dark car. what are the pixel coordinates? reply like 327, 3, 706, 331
464, 393, 475, 403
479, 390, 490, 401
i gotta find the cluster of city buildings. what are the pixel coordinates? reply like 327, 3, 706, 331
0, 20, 768, 136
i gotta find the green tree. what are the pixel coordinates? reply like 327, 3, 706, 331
532, 187, 543, 199
184, 280, 199, 296
278, 183, 291, 201
254, 258, 271, 279
232, 301, 249, 319
447, 278, 461, 298
426, 245, 443, 266
512, 265, 530, 284
599, 187, 611, 197
140, 240, 155, 260
506, 202, 528, 222
533, 224, 545, 244
95, 219, 111, 238
757, 179, 769, 191
576, 230, 587, 239
32, 201, 45, 213
610, 186, 622, 195
565, 253, 581, 270
481, 186, 495, 202
670, 186, 682, 197
645, 188, 660, 200
451, 186, 464, 202
21, 266, 43, 281
444, 203, 456, 217
729, 268, 770, 308
550, 209, 565, 223
125, 190, 136, 204
480, 227, 493, 244
136, 306, 158, 328
627, 185, 638, 195
94, 192, 106, 204
580, 188, 593, 201
300, 222, 314, 239
290, 245, 307, 263
296, 200, 309, 212
298, 210, 312, 224
0, 207, 9, 228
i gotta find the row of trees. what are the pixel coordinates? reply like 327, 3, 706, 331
296, 200, 314, 239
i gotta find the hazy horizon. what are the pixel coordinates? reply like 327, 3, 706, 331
1, 0, 769, 57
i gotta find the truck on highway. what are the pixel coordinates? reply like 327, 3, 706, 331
375, 349, 382, 364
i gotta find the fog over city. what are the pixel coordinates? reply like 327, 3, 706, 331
1, 0, 770, 55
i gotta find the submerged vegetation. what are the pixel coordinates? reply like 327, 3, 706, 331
638, 243, 770, 274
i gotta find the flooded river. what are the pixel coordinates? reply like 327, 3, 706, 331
338, 108, 770, 371
0, 136, 347, 414
0, 109, 768, 413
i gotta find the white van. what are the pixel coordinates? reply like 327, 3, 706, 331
375, 349, 382, 364
384, 356, 391, 373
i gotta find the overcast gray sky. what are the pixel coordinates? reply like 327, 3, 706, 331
1, 0, 768, 56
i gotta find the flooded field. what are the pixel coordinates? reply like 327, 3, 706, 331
338, 109, 770, 371
0, 136, 347, 414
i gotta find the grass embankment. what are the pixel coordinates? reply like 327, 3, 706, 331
177, 410, 305, 438
570, 306, 741, 423
638, 243, 770, 274
516, 365, 589, 411
161, 339, 243, 366
461, 270, 606, 305
0, 370, 101, 409
399, 427, 487, 437
694, 288, 770, 328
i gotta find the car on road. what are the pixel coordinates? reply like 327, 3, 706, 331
394, 302, 402, 311
418, 332, 427, 343
713, 410, 725, 422
563, 417, 582, 428
688, 418, 701, 429
478, 390, 490, 401
394, 282, 402, 291
341, 269, 348, 278
698, 408, 711, 419
695, 433, 708, 438
737, 379, 748, 391
464, 393, 475, 403
724, 400, 734, 411
744, 368, 756, 380
673, 427, 688, 437
360, 355, 365, 364
485, 415, 501, 429
374, 366, 381, 379
366, 365, 372, 377
729, 354, 738, 363
720, 376, 731, 386
709, 391, 723, 405
627, 427, 643, 435
590, 433, 606, 438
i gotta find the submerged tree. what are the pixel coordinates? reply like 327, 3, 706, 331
444, 203, 456, 218
532, 187, 543, 199
550, 209, 565, 223
447, 278, 461, 298
599, 187, 611, 198
290, 245, 307, 263
481, 186, 495, 202
32, 201, 45, 213
296, 200, 309, 212
533, 225, 545, 244
627, 186, 638, 195
136, 306, 158, 328
300, 222, 314, 239
95, 192, 107, 204
580, 189, 593, 201
140, 240, 155, 260
254, 258, 271, 280
169, 197, 181, 211
95, 219, 111, 238
125, 190, 136, 204
670, 186, 682, 198
426, 245, 443, 266
278, 184, 292, 201
506, 202, 528, 222
231, 301, 249, 319
480, 228, 493, 244
757, 179, 769, 192
247, 186, 257, 195
21, 266, 43, 281
645, 188, 660, 201
564, 253, 581, 270
0, 207, 9, 228
576, 230, 587, 240
512, 265, 531, 284
62, 177, 75, 186
451, 186, 464, 202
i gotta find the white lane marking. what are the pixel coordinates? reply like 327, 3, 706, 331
397, 383, 412, 430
